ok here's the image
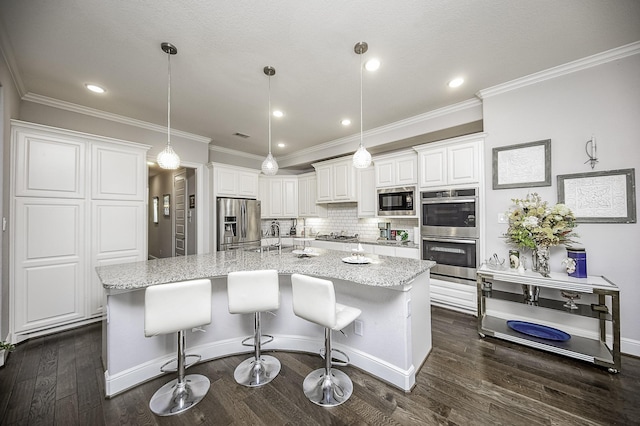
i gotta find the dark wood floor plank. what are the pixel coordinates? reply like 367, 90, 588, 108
55, 339, 76, 401
54, 393, 78, 425
1, 377, 36, 424
0, 343, 26, 420
1, 306, 639, 425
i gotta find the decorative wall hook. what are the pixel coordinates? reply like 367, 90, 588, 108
585, 135, 598, 169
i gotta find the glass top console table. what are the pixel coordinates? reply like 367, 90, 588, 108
476, 264, 620, 373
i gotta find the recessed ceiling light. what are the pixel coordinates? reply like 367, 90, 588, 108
448, 77, 464, 88
277, 142, 285, 148
365, 59, 380, 72
85, 83, 106, 93
341, 119, 351, 126
147, 161, 156, 166
272, 110, 284, 118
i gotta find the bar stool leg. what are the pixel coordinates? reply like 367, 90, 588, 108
302, 328, 354, 407
149, 330, 210, 416
233, 312, 281, 387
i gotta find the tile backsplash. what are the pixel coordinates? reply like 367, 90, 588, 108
261, 203, 420, 242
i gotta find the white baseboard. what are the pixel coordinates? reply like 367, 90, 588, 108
621, 337, 640, 358
104, 335, 417, 397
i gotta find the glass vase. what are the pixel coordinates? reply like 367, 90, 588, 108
532, 246, 551, 276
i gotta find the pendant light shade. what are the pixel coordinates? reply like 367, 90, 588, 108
352, 41, 372, 169
261, 66, 279, 175
157, 42, 181, 170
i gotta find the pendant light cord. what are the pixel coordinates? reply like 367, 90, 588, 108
167, 52, 172, 147
268, 74, 272, 155
359, 48, 364, 148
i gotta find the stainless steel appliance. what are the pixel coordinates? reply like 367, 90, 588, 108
378, 222, 391, 240
217, 198, 261, 251
421, 188, 479, 283
421, 237, 479, 283
377, 186, 416, 216
420, 188, 478, 238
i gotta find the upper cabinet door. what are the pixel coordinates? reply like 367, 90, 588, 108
396, 156, 417, 185
418, 147, 447, 188
447, 141, 479, 185
92, 144, 147, 201
315, 165, 333, 202
13, 129, 86, 198
375, 160, 395, 187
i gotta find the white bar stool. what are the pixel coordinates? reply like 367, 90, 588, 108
291, 273, 362, 407
144, 279, 212, 416
227, 269, 281, 387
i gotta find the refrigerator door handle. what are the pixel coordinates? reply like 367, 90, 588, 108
240, 201, 247, 238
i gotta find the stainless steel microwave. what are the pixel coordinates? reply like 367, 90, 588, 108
377, 186, 416, 216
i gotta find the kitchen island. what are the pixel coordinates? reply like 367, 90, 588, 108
97, 248, 435, 397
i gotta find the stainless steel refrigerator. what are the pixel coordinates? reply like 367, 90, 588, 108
217, 198, 262, 251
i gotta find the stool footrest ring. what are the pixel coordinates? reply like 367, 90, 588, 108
160, 354, 202, 373
319, 348, 350, 367
241, 334, 274, 347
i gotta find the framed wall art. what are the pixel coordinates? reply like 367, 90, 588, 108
163, 194, 170, 217
493, 139, 551, 189
557, 168, 636, 223
152, 196, 159, 223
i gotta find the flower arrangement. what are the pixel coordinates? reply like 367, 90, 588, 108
505, 193, 578, 250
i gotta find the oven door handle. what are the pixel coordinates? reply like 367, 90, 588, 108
422, 237, 477, 245
421, 198, 476, 204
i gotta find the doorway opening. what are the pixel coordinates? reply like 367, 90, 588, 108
148, 165, 198, 259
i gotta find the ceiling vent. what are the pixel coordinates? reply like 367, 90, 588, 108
234, 132, 250, 139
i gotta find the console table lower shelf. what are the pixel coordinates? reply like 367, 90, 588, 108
476, 264, 620, 373
480, 316, 616, 368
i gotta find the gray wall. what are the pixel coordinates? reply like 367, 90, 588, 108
148, 170, 175, 259
482, 53, 640, 348
0, 51, 22, 341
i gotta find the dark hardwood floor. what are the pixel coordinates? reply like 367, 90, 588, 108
1, 306, 639, 425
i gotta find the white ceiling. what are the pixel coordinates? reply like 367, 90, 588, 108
1, 0, 639, 168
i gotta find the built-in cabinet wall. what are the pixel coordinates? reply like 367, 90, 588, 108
9, 121, 149, 343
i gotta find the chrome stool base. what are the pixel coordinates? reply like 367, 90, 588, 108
149, 373, 210, 416
302, 368, 353, 407
234, 355, 281, 387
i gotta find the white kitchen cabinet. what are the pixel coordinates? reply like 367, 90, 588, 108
259, 176, 298, 218
10, 120, 149, 342
312, 156, 356, 203
298, 173, 327, 218
357, 167, 376, 218
414, 135, 483, 189
374, 151, 417, 188
211, 162, 259, 198
429, 278, 477, 314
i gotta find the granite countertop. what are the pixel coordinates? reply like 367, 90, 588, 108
96, 247, 435, 291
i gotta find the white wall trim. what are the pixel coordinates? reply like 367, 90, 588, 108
104, 334, 417, 397
622, 337, 640, 358
21, 93, 211, 144
477, 41, 640, 99
208, 144, 263, 161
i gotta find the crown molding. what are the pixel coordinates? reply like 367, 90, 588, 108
477, 41, 640, 99
0, 20, 26, 96
278, 98, 482, 163
21, 92, 211, 144
208, 144, 264, 161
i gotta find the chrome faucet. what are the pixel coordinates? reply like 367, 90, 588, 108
270, 220, 281, 254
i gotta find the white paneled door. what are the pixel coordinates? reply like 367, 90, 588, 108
174, 170, 187, 256
13, 198, 86, 333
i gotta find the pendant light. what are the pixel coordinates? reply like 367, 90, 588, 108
261, 66, 279, 175
352, 41, 372, 169
157, 42, 181, 170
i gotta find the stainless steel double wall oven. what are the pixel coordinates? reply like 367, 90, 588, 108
420, 188, 479, 283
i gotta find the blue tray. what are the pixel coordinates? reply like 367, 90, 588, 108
506, 320, 571, 341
